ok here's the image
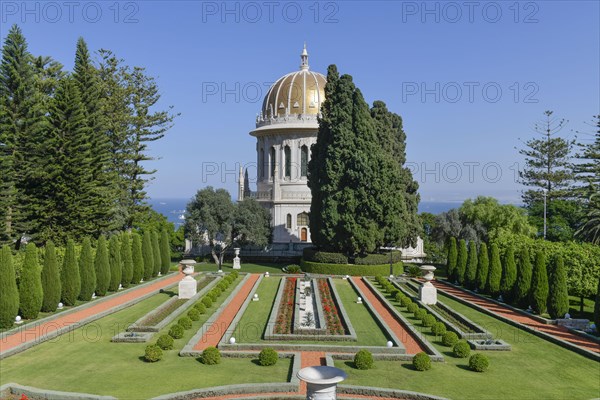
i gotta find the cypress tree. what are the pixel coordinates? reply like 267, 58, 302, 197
41, 240, 61, 312
94, 235, 110, 296
18, 243, 43, 319
514, 247, 533, 308
151, 230, 161, 276
594, 277, 600, 333
456, 239, 468, 285
121, 232, 133, 287
465, 241, 478, 289
108, 234, 122, 291
530, 250, 549, 315
487, 243, 502, 297
446, 237, 458, 281
61, 239, 80, 306
500, 247, 517, 303
159, 228, 171, 275
547, 254, 569, 319
476, 242, 489, 292
131, 232, 144, 284
142, 230, 154, 280
78, 237, 96, 301
0, 245, 19, 328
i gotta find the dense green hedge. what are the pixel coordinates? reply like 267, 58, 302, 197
302, 248, 348, 264
354, 251, 402, 265
300, 260, 403, 276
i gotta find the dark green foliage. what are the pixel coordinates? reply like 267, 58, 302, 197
401, 297, 413, 308
303, 248, 348, 264
406, 265, 422, 278
469, 353, 490, 372
94, 235, 110, 296
151, 230, 161, 277
476, 243, 489, 292
446, 237, 458, 281
514, 247, 533, 307
548, 254, 569, 319
456, 239, 468, 284
187, 308, 200, 321
168, 324, 184, 339
233, 198, 271, 248
18, 243, 43, 319
108, 235, 122, 292
442, 331, 459, 347
285, 264, 302, 274
465, 241, 478, 289
200, 346, 221, 365
156, 334, 173, 350
258, 348, 278, 366
431, 322, 447, 336
159, 228, 171, 275
178, 316, 192, 330
353, 349, 374, 370
500, 247, 517, 303
422, 314, 436, 327
41, 241, 61, 312
78, 237, 96, 301
394, 292, 404, 303
354, 252, 403, 265
487, 243, 502, 297
407, 303, 418, 314
201, 297, 213, 308
131, 233, 144, 284
414, 308, 427, 320
594, 277, 600, 333
530, 250, 549, 315
142, 230, 154, 280
195, 302, 207, 314
0, 245, 19, 328
453, 340, 471, 358
120, 232, 133, 287
300, 260, 403, 276
412, 352, 431, 371
144, 344, 162, 362
60, 239, 80, 306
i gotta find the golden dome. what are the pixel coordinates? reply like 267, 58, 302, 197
260, 45, 326, 121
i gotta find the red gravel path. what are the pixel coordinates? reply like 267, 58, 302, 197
192, 274, 260, 351
436, 281, 600, 354
0, 273, 183, 355
351, 277, 425, 354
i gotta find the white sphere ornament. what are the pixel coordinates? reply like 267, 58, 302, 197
265, 272, 270, 277
356, 297, 362, 304
15, 315, 22, 323
57, 302, 64, 310
92, 292, 97, 299
389, 274, 394, 279
229, 337, 236, 344
253, 293, 259, 301
387, 341, 393, 348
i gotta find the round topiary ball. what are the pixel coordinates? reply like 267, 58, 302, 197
407, 303, 418, 314
431, 322, 447, 336
178, 317, 192, 330
201, 297, 213, 308
169, 324, 184, 339
415, 309, 427, 320
401, 297, 412, 308
353, 349, 374, 370
258, 348, 279, 366
394, 292, 404, 303
156, 334, 174, 350
422, 314, 436, 327
144, 344, 163, 362
200, 346, 221, 365
188, 308, 201, 321
453, 340, 471, 358
442, 331, 459, 347
195, 302, 207, 314
412, 352, 431, 371
469, 353, 489, 372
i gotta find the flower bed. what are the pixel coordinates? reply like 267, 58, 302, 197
317, 278, 345, 335
274, 278, 296, 334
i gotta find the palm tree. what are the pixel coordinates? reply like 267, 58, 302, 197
576, 192, 600, 244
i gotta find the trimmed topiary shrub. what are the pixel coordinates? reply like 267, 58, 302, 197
156, 334, 174, 350
407, 303, 418, 314
446, 237, 458, 282
500, 246, 517, 303
465, 241, 478, 289
188, 308, 201, 321
131, 232, 144, 285
548, 254, 569, 319
202, 297, 213, 308
159, 228, 171, 275
151, 230, 161, 277
144, 344, 163, 362
61, 239, 81, 306
422, 314, 436, 327
442, 331, 459, 347
476, 242, 489, 292
200, 346, 221, 365
303, 248, 348, 264
487, 243, 502, 297
108, 234, 122, 292
431, 321, 447, 336
178, 316, 192, 330
0, 245, 19, 329
19, 243, 43, 319
120, 233, 133, 288
414, 308, 427, 320
353, 349, 374, 370
469, 353, 489, 372
94, 235, 111, 296
530, 250, 549, 315
169, 324, 184, 339
78, 237, 96, 301
453, 340, 471, 358
401, 297, 412, 308
142, 230, 154, 280
456, 239, 468, 284
515, 246, 532, 307
394, 292, 405, 303
41, 240, 61, 313
195, 302, 207, 314
412, 352, 431, 371
258, 348, 278, 366
230, 271, 239, 279
355, 251, 402, 265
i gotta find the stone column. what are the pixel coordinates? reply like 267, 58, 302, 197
419, 265, 437, 305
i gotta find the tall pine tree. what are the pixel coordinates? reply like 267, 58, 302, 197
61, 239, 80, 306
41, 240, 61, 312
0, 245, 19, 328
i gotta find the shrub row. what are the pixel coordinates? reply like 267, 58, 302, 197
354, 251, 403, 265
303, 248, 405, 266
301, 260, 403, 276
303, 248, 349, 264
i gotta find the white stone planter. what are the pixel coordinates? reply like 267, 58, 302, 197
297, 366, 347, 400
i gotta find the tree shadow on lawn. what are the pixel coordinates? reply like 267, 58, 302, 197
159, 289, 178, 297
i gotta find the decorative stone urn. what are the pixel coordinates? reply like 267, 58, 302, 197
178, 259, 197, 299
419, 265, 437, 305
233, 248, 241, 269
297, 366, 347, 400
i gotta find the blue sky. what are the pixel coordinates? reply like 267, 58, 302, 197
1, 0, 598, 205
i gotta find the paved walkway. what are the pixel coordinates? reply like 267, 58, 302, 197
351, 277, 426, 354
435, 281, 600, 354
0, 273, 183, 356
192, 274, 261, 351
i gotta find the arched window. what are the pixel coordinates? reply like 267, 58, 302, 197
270, 147, 276, 179
259, 148, 264, 179
297, 212, 309, 226
286, 214, 292, 229
301, 145, 308, 177
284, 145, 291, 178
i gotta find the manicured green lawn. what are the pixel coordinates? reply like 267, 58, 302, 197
336, 281, 600, 400
0, 275, 291, 399
233, 276, 281, 342
569, 295, 596, 320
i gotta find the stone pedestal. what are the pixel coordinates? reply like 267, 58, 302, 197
419, 282, 437, 305
232, 248, 241, 269
297, 366, 347, 400
178, 259, 197, 299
